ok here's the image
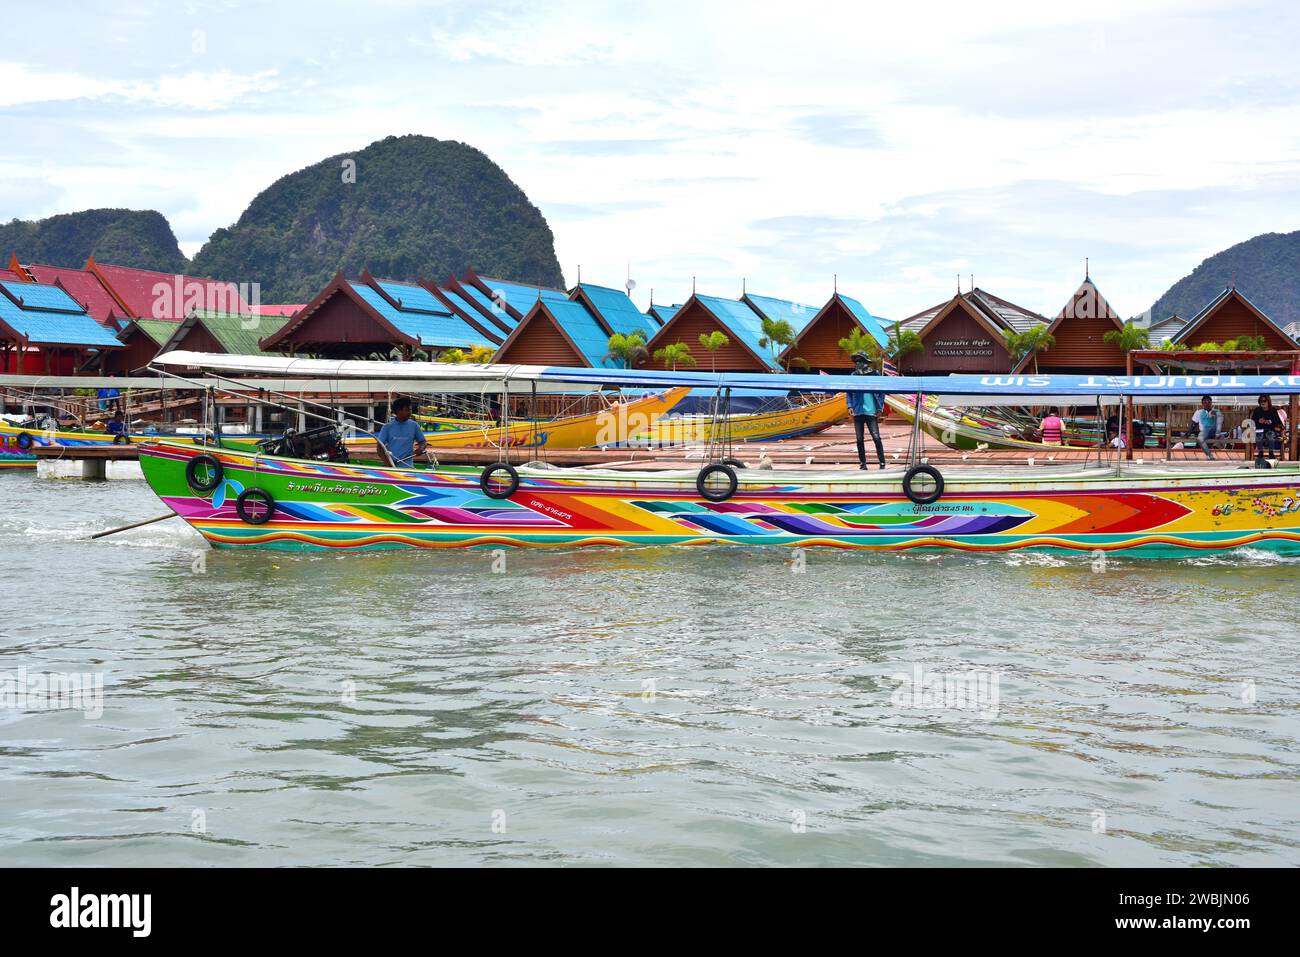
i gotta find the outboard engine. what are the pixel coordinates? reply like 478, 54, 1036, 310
258, 426, 349, 462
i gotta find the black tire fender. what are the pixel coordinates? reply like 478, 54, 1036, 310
235, 488, 275, 525
903, 464, 944, 505
185, 453, 224, 493
697, 463, 739, 502
480, 463, 520, 499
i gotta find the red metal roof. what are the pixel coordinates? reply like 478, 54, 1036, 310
23, 264, 127, 325
251, 304, 303, 317
90, 260, 248, 320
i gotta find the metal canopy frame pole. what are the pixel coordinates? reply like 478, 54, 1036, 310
908, 391, 925, 469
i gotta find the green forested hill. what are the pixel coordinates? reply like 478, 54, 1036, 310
0, 209, 187, 273
191, 135, 564, 302
1150, 230, 1300, 327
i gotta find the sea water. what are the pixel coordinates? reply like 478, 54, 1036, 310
0, 476, 1296, 866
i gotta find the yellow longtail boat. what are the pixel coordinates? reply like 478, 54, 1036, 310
350, 387, 689, 451
630, 392, 849, 446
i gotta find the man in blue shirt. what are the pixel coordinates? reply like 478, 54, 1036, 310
848, 351, 887, 470
105, 411, 129, 444
376, 397, 427, 467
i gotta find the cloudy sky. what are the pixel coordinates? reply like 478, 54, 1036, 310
3, 0, 1299, 319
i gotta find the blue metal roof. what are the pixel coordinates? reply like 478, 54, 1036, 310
479, 277, 568, 318
0, 281, 122, 347
460, 284, 518, 328
349, 282, 496, 350
577, 283, 658, 340
373, 280, 452, 316
838, 294, 890, 346
543, 299, 614, 367
647, 303, 680, 327
744, 293, 819, 335
693, 295, 779, 370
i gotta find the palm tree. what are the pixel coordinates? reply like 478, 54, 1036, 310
888, 329, 923, 373
838, 328, 882, 369
1004, 323, 1056, 373
604, 331, 649, 368
757, 316, 795, 369
698, 331, 730, 371
653, 342, 697, 371
1102, 321, 1151, 361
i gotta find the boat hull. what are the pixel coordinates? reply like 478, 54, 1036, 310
138, 441, 1300, 556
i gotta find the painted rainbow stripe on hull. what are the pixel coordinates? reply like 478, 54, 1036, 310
137, 440, 1300, 557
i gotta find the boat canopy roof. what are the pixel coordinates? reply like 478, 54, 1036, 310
153, 351, 1300, 400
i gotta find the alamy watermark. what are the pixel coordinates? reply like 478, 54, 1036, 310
1, 667, 104, 719
890, 664, 1000, 719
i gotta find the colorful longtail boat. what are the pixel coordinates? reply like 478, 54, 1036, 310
136, 353, 1300, 557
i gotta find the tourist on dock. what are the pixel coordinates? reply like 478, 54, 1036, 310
848, 351, 886, 470
1192, 395, 1222, 459
1039, 407, 1064, 446
1250, 395, 1284, 459
377, 397, 428, 467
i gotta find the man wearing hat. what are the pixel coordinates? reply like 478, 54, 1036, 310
848, 351, 887, 469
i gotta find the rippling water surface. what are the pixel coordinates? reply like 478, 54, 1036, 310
1, 475, 1297, 866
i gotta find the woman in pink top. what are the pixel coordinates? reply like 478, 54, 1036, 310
1040, 407, 1064, 446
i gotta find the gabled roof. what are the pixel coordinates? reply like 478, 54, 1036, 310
967, 288, 1047, 333
1052, 277, 1121, 325
495, 298, 614, 367
648, 294, 777, 370
348, 280, 499, 350
779, 291, 890, 364
117, 318, 178, 346
914, 294, 1015, 346
87, 259, 248, 320
21, 263, 128, 325
451, 277, 519, 330
741, 293, 820, 336
571, 283, 658, 340
466, 270, 568, 321
902, 288, 1047, 339
161, 309, 292, 356
646, 303, 680, 326
0, 281, 124, 348
1171, 286, 1297, 346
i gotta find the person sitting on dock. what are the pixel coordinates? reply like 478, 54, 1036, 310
376, 397, 428, 468
848, 351, 886, 470
1251, 395, 1284, 460
1039, 407, 1064, 446
1192, 395, 1223, 460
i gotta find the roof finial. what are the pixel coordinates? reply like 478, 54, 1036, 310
1085, 256, 1090, 280
577, 264, 581, 285
692, 275, 696, 295
970, 274, 974, 292
742, 277, 746, 295
957, 273, 961, 295
650, 287, 654, 306
1231, 271, 1236, 290
834, 273, 838, 294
